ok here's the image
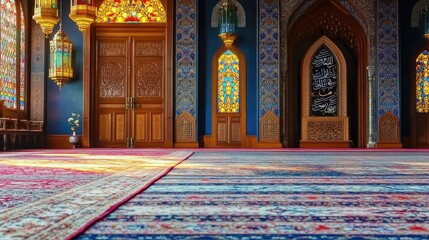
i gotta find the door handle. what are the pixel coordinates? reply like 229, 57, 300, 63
126, 97, 142, 109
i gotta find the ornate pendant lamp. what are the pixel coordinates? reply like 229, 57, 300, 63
33, 0, 59, 37
49, 1, 73, 87
69, 0, 97, 33
218, 0, 238, 47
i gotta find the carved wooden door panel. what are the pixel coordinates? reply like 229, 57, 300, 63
131, 38, 165, 147
95, 35, 167, 148
95, 37, 130, 148
216, 115, 242, 144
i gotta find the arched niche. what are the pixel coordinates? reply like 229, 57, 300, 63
300, 36, 350, 147
286, 0, 367, 148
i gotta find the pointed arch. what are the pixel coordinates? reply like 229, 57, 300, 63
300, 36, 350, 146
96, 0, 166, 23
302, 36, 347, 118
0, 0, 26, 111
416, 50, 429, 113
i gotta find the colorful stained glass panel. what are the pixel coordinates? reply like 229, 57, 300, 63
218, 50, 239, 113
0, 0, 18, 109
96, 0, 166, 23
20, 3, 25, 110
416, 50, 429, 113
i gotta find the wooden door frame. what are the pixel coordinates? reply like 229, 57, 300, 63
210, 45, 247, 148
286, 0, 368, 148
82, 1, 173, 147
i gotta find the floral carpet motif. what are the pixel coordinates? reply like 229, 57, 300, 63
0, 149, 192, 239
77, 151, 429, 239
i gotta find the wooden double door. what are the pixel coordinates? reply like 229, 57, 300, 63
94, 28, 168, 148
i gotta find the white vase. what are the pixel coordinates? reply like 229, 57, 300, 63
69, 131, 79, 148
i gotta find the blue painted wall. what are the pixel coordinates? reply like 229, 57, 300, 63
46, 1, 83, 135
198, 0, 258, 136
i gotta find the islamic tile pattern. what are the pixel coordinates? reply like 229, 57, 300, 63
377, 0, 399, 118
259, 0, 280, 118
30, 23, 45, 121
175, 0, 197, 142
175, 0, 197, 117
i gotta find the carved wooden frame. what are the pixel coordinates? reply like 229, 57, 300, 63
259, 111, 280, 142
211, 45, 247, 147
175, 111, 196, 143
378, 111, 399, 143
301, 36, 349, 143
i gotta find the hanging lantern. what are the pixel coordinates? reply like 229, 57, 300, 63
421, 7, 429, 39
69, 0, 97, 33
33, 0, 59, 36
49, 26, 74, 87
218, 0, 238, 47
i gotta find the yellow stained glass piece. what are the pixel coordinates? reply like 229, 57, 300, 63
416, 50, 429, 113
97, 0, 166, 23
218, 50, 240, 113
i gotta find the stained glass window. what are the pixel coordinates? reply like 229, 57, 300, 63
96, 0, 166, 23
19, 4, 25, 110
416, 50, 429, 113
0, 0, 25, 110
218, 50, 239, 113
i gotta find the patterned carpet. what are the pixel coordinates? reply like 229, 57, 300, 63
0, 149, 192, 239
76, 151, 429, 239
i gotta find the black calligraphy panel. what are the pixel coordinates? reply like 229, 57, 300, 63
310, 45, 338, 116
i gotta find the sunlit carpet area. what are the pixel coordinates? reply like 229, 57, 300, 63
77, 151, 429, 239
0, 149, 192, 239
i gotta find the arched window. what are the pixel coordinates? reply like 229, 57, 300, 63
218, 50, 240, 113
0, 0, 25, 111
416, 50, 429, 113
96, 0, 166, 23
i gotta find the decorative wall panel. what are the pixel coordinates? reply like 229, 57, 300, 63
99, 42, 127, 57
377, 0, 399, 117
135, 59, 162, 98
30, 23, 45, 121
175, 0, 197, 143
306, 120, 344, 141
260, 111, 279, 142
98, 60, 126, 98
376, 0, 400, 143
259, 0, 280, 142
378, 111, 399, 143
176, 111, 195, 143
136, 41, 163, 56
